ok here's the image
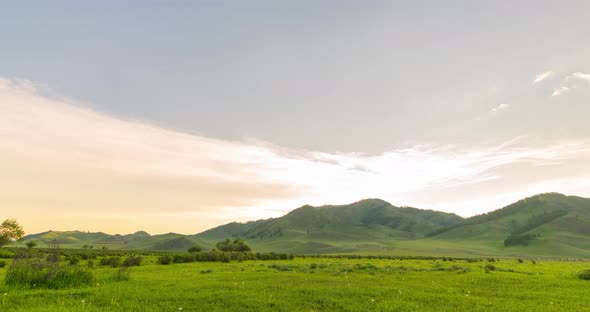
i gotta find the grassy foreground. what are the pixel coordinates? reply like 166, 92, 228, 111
1, 257, 590, 311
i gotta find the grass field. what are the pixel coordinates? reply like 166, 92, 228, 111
2, 256, 590, 311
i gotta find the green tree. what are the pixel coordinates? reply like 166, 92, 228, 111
26, 240, 37, 249
215, 239, 251, 252
188, 244, 202, 253
0, 219, 24, 247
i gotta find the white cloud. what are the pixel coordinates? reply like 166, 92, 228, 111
533, 71, 553, 84
551, 71, 590, 96
552, 86, 570, 96
573, 72, 590, 82
2, 78, 590, 233
490, 103, 510, 114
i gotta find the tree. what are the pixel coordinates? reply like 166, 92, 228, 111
215, 239, 251, 252
26, 240, 37, 249
188, 244, 202, 253
0, 219, 24, 247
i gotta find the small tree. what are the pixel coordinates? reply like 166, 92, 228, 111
26, 240, 37, 249
215, 239, 251, 252
0, 219, 24, 247
188, 244, 202, 253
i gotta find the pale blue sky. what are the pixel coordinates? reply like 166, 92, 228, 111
1, 1, 590, 233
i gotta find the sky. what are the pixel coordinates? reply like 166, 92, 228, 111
1, 1, 590, 234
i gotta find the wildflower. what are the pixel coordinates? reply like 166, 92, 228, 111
371, 298, 375, 303
178, 308, 183, 311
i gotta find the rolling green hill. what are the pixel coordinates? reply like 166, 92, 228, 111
194, 199, 463, 253
425, 193, 590, 257
15, 193, 590, 258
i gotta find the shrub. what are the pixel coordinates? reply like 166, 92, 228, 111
485, 264, 496, 272
122, 256, 143, 267
0, 260, 6, 268
577, 270, 590, 280
268, 264, 295, 271
188, 244, 202, 253
200, 269, 213, 274
112, 267, 131, 282
68, 256, 80, 265
157, 255, 172, 265
0, 250, 15, 259
99, 256, 121, 268
5, 258, 94, 289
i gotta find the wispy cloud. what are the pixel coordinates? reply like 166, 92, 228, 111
490, 103, 510, 114
573, 72, 590, 82
552, 86, 570, 96
551, 71, 590, 96
533, 71, 553, 84
2, 78, 590, 233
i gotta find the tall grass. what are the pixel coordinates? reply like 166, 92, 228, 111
4, 252, 94, 289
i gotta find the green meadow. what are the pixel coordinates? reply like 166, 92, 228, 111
2, 255, 590, 311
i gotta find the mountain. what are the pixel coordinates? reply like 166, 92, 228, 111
193, 199, 463, 253
424, 193, 590, 257
15, 193, 590, 258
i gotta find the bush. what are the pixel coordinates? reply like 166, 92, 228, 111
4, 258, 94, 289
484, 264, 496, 273
112, 267, 131, 282
188, 244, 202, 253
0, 260, 6, 268
157, 255, 172, 265
122, 256, 143, 267
99, 256, 121, 268
577, 269, 590, 280
68, 256, 80, 265
0, 250, 15, 259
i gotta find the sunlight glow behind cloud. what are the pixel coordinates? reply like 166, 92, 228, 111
2, 78, 590, 234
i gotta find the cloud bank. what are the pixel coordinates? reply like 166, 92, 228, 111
2, 78, 590, 234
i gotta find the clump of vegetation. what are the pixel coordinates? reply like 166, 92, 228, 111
5, 251, 94, 289
158, 255, 172, 265
112, 267, 131, 282
504, 233, 539, 247
576, 270, 590, 280
100, 256, 122, 268
122, 255, 143, 267
200, 269, 213, 274
216, 239, 251, 252
188, 244, 202, 253
0, 260, 6, 268
268, 263, 296, 271
484, 264, 496, 273
0, 219, 24, 247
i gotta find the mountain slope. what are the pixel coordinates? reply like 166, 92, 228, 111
194, 199, 464, 253
427, 193, 590, 254
16, 193, 590, 258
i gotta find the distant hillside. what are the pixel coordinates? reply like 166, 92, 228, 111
426, 193, 590, 256
15, 193, 590, 258
193, 199, 464, 253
